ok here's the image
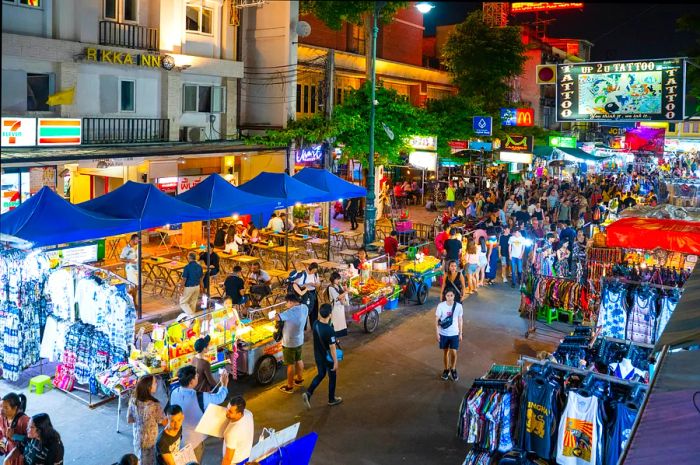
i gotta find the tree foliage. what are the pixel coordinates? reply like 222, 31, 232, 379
442, 11, 526, 112
677, 14, 700, 115
421, 95, 484, 156
300, 1, 408, 30
250, 114, 337, 149
333, 82, 421, 165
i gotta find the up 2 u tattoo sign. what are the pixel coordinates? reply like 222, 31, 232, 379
556, 58, 685, 122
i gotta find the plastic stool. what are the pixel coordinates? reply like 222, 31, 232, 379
558, 309, 575, 325
28, 375, 53, 394
537, 306, 559, 324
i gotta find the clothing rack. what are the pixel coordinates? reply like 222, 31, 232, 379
596, 334, 655, 350
603, 276, 683, 292
64, 261, 133, 288
518, 355, 649, 389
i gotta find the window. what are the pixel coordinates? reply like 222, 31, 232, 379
104, 0, 116, 20
186, 4, 213, 34
348, 24, 366, 55
19, 0, 42, 7
119, 80, 135, 112
103, 0, 137, 22
183, 84, 225, 113
123, 0, 136, 22
296, 84, 302, 113
27, 73, 52, 111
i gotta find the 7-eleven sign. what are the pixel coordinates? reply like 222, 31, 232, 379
1, 118, 37, 147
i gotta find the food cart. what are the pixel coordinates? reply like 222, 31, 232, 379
346, 275, 400, 333
393, 249, 443, 305
128, 303, 284, 386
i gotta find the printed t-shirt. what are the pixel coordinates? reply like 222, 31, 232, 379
435, 301, 463, 337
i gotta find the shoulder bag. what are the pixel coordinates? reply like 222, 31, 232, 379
314, 322, 343, 363
439, 302, 457, 329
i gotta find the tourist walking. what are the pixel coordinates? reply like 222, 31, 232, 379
436, 289, 464, 381
222, 396, 255, 465
302, 304, 342, 408
277, 293, 309, 394
179, 252, 203, 316
155, 405, 184, 465
127, 375, 167, 465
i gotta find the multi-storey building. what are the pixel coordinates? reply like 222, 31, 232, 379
1, 0, 286, 210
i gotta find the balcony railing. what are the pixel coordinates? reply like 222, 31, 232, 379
82, 118, 169, 145
99, 21, 158, 51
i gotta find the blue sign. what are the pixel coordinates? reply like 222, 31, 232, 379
468, 141, 493, 151
500, 108, 517, 126
473, 116, 492, 136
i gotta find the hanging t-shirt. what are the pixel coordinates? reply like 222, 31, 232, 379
556, 391, 601, 465
519, 376, 560, 461
605, 402, 637, 465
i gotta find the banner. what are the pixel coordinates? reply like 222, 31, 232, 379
501, 108, 535, 127
556, 58, 685, 121
503, 134, 533, 152
625, 127, 666, 155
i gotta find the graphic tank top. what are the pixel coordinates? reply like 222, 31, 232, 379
519, 376, 560, 461
556, 391, 601, 465
605, 402, 637, 465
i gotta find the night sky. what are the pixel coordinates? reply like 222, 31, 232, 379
423, 3, 700, 61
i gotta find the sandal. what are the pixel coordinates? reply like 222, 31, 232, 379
294, 378, 304, 386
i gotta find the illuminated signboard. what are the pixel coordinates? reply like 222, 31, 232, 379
1, 117, 37, 147
556, 58, 685, 122
295, 144, 324, 165
46, 240, 105, 265
448, 140, 468, 150
472, 116, 492, 136
84, 47, 175, 70
408, 151, 437, 171
548, 136, 577, 148
37, 118, 81, 145
408, 135, 438, 151
503, 134, 533, 153
501, 108, 535, 127
510, 3, 584, 13
500, 152, 533, 164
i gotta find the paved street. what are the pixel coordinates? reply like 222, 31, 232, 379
1, 281, 537, 464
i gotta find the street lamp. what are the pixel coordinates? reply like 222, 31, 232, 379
364, 1, 432, 247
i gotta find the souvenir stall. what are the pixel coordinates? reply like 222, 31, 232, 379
658, 179, 700, 208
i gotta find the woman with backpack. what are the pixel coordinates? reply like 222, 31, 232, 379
0, 392, 29, 465
327, 272, 350, 338
291, 263, 320, 325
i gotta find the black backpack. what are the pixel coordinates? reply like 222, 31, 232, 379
286, 270, 307, 293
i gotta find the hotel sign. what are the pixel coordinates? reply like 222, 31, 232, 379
84, 47, 176, 70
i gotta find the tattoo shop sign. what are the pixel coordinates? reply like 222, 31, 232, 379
556, 58, 685, 122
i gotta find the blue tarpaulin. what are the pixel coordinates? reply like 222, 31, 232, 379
238, 172, 329, 208
292, 168, 367, 200
176, 173, 277, 218
0, 187, 138, 247
258, 432, 318, 465
79, 181, 209, 229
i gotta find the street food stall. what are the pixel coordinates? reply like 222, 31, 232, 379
393, 246, 443, 305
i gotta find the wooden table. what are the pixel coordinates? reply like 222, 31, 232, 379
105, 234, 129, 261
218, 252, 238, 274
266, 268, 290, 286
154, 228, 183, 253
307, 237, 330, 258
320, 261, 349, 271
339, 230, 363, 249
155, 260, 187, 296
337, 249, 358, 259
301, 258, 326, 266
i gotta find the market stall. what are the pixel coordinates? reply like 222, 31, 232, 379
393, 248, 442, 305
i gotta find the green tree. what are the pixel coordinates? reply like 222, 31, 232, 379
442, 11, 526, 112
250, 114, 338, 149
421, 95, 485, 156
300, 1, 408, 30
677, 14, 700, 116
333, 82, 422, 165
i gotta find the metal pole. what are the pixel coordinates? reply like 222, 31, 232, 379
206, 219, 211, 307
363, 3, 379, 247
327, 202, 332, 261
137, 230, 142, 319
285, 221, 289, 271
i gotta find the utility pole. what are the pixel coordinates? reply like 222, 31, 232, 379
324, 49, 335, 171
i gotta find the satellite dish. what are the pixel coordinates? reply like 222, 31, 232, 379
296, 21, 311, 38
381, 122, 395, 140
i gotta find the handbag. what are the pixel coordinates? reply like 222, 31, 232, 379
314, 322, 343, 363
439, 302, 457, 330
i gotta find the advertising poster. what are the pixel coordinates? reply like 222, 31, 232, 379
29, 166, 57, 194
556, 58, 685, 121
624, 127, 666, 155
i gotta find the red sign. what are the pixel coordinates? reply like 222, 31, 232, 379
516, 108, 534, 127
510, 3, 584, 14
448, 140, 468, 150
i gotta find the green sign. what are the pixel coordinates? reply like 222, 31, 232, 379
549, 136, 577, 148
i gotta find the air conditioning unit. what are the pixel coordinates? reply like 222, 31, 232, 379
179, 126, 206, 142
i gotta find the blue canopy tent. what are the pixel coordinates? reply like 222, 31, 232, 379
177, 173, 279, 297
0, 186, 138, 247
238, 172, 330, 269
293, 167, 367, 259
79, 181, 210, 317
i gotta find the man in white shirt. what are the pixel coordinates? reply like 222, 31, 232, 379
435, 289, 464, 382
508, 229, 526, 288
267, 213, 284, 233
222, 396, 254, 465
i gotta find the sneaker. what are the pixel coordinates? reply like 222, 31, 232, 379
302, 392, 311, 410
328, 397, 343, 406
503, 278, 508, 283
451, 369, 459, 381
279, 385, 294, 394
441, 370, 450, 381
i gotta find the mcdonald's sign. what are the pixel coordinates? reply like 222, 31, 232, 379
501, 108, 535, 127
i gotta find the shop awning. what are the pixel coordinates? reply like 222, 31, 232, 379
176, 174, 278, 219
79, 181, 210, 229
0, 187, 138, 247
605, 217, 700, 255
237, 172, 329, 208
533, 146, 556, 159
292, 168, 367, 200
555, 147, 612, 162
